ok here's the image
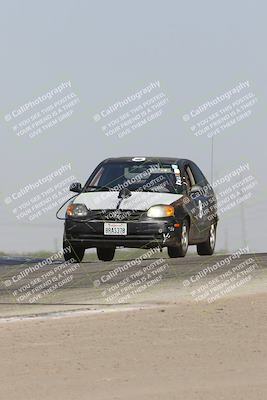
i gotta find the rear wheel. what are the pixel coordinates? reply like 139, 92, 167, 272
63, 240, 85, 263
167, 219, 189, 258
97, 247, 115, 261
197, 223, 216, 255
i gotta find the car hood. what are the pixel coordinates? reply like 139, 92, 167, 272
74, 191, 183, 211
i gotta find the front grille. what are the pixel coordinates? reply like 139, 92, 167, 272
88, 209, 144, 221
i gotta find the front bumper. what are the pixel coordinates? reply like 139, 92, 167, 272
64, 217, 181, 249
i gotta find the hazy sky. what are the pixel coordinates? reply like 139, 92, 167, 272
0, 0, 266, 253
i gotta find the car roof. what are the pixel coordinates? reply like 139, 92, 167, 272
102, 157, 193, 164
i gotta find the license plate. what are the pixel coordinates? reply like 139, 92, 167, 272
104, 223, 127, 236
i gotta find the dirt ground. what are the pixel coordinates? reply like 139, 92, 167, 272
0, 253, 266, 399
0, 292, 267, 400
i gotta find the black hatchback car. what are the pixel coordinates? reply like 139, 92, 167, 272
62, 157, 218, 262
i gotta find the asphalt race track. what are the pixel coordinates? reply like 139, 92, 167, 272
0, 251, 266, 319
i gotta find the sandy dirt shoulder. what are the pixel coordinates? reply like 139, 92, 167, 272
0, 292, 267, 400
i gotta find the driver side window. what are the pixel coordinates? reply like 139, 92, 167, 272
184, 165, 196, 191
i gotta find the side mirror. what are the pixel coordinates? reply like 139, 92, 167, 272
190, 184, 202, 194
69, 182, 82, 193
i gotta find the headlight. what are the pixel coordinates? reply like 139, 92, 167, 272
147, 205, 174, 218
66, 203, 88, 217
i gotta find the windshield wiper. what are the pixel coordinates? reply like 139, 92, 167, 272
141, 189, 173, 193
84, 185, 112, 192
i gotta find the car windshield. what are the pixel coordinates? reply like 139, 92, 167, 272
84, 161, 183, 194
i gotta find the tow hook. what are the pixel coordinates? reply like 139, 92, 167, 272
163, 232, 171, 243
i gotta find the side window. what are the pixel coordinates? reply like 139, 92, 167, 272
186, 165, 196, 187
184, 169, 191, 191
189, 162, 208, 186
183, 166, 194, 191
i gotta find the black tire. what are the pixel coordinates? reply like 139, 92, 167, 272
63, 240, 85, 263
167, 219, 189, 258
97, 247, 115, 261
197, 223, 216, 256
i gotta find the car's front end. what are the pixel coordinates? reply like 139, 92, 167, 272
64, 203, 184, 250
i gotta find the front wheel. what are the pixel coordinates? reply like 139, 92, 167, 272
63, 240, 85, 263
97, 247, 115, 261
167, 219, 189, 258
197, 223, 216, 255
